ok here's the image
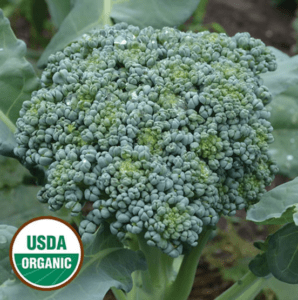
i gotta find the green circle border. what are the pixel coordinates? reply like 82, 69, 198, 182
9, 216, 84, 291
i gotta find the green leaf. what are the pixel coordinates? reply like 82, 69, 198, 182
0, 257, 13, 285
246, 177, 298, 225
0, 118, 17, 158
265, 276, 298, 300
0, 156, 70, 227
0, 225, 18, 285
0, 225, 17, 260
37, 0, 111, 68
0, 156, 29, 189
260, 47, 298, 178
0, 0, 22, 18
249, 253, 271, 277
45, 0, 72, 28
0, 9, 40, 124
84, 222, 123, 251
268, 85, 298, 176
0, 184, 52, 227
266, 222, 298, 284
269, 131, 298, 178
111, 0, 201, 29
190, 0, 208, 25
261, 47, 298, 97
0, 156, 54, 226
210, 23, 226, 33
19, 0, 48, 34
267, 85, 298, 178
253, 240, 269, 252
0, 224, 147, 300
0, 9, 40, 156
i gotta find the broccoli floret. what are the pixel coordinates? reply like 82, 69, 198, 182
14, 23, 277, 257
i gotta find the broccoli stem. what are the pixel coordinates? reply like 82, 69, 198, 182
103, 0, 113, 26
111, 287, 128, 300
112, 230, 266, 300
117, 229, 213, 300
214, 271, 269, 300
164, 229, 213, 300
0, 110, 16, 133
126, 233, 176, 300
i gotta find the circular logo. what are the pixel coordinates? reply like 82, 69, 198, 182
10, 216, 84, 290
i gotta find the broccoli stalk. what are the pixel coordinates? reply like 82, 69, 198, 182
111, 229, 213, 300
112, 229, 267, 300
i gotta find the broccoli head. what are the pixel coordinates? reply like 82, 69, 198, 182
14, 23, 277, 257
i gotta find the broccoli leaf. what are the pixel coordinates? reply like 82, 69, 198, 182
0, 225, 17, 261
0, 225, 18, 285
260, 47, 298, 177
246, 177, 298, 225
0, 157, 54, 227
0, 156, 28, 189
0, 258, 13, 285
267, 86, 298, 178
45, 0, 72, 28
110, 0, 201, 29
0, 116, 17, 158
38, 0, 110, 68
0, 9, 40, 123
266, 222, 298, 284
0, 184, 52, 227
265, 276, 298, 300
0, 224, 147, 300
19, 0, 48, 35
0, 9, 40, 157
249, 253, 271, 277
261, 47, 298, 97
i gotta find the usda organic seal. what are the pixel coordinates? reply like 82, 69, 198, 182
10, 217, 84, 290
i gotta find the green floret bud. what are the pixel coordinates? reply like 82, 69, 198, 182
119, 160, 138, 174
192, 132, 223, 159
137, 127, 161, 154
238, 173, 264, 203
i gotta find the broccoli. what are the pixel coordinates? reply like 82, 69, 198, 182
14, 23, 277, 258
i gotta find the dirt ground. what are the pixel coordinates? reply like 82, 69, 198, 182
204, 0, 297, 55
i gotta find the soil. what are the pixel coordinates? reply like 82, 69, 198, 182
204, 0, 297, 56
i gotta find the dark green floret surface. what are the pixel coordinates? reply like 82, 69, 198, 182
14, 23, 278, 257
